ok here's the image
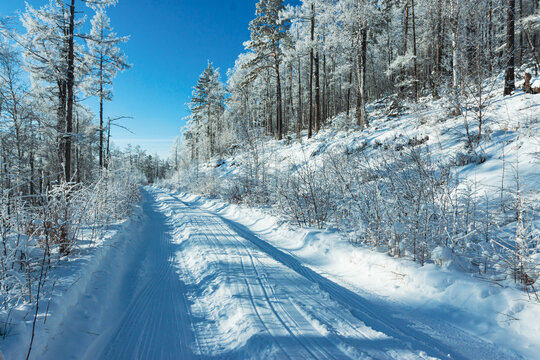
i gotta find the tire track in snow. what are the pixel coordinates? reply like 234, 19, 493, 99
213, 218, 318, 359
91, 190, 199, 360
168, 191, 404, 359
173, 199, 353, 359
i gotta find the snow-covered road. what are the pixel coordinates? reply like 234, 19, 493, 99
40, 187, 522, 359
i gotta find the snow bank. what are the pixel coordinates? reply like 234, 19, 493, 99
0, 206, 144, 359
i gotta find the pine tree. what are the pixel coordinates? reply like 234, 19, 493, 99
247, 0, 290, 140
189, 63, 225, 160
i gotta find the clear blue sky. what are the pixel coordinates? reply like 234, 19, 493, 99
1, 0, 300, 159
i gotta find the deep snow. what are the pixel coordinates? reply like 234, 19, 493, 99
2, 79, 539, 359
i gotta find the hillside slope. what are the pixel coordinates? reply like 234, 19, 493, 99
169, 79, 540, 357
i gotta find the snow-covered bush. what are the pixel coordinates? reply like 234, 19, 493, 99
0, 169, 143, 335
277, 157, 336, 229
454, 151, 487, 166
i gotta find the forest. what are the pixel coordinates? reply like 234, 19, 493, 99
178, 0, 540, 156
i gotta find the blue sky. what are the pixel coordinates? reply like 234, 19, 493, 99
1, 0, 300, 158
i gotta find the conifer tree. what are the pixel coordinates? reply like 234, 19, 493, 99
189, 63, 225, 160
85, 4, 130, 168
247, 0, 290, 140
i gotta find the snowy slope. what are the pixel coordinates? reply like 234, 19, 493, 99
202, 85, 539, 203
173, 78, 539, 276
167, 80, 540, 357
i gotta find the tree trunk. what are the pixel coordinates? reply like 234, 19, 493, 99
207, 102, 212, 158
504, 0, 516, 95
518, 0, 523, 68
361, 27, 368, 128
346, 65, 352, 116
412, 0, 418, 102
275, 58, 283, 141
289, 63, 294, 136
65, 0, 76, 183
99, 58, 104, 169
265, 71, 272, 135
451, 0, 460, 90
314, 51, 320, 133
488, 0, 493, 72
297, 57, 302, 141
404, 2, 409, 56
76, 113, 81, 183
322, 52, 327, 123
356, 27, 367, 130
433, 0, 442, 98
57, 80, 66, 183
308, 4, 315, 139
106, 117, 111, 168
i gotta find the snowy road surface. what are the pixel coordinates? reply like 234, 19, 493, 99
40, 187, 522, 359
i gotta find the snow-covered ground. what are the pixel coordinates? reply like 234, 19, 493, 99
182, 189, 540, 359
2, 187, 535, 359
0, 207, 144, 359
174, 76, 540, 297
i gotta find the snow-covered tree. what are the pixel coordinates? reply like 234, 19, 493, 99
85, 4, 130, 168
247, 0, 290, 140
188, 63, 225, 161
20, 0, 86, 182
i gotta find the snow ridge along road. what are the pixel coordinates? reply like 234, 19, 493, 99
40, 187, 522, 359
